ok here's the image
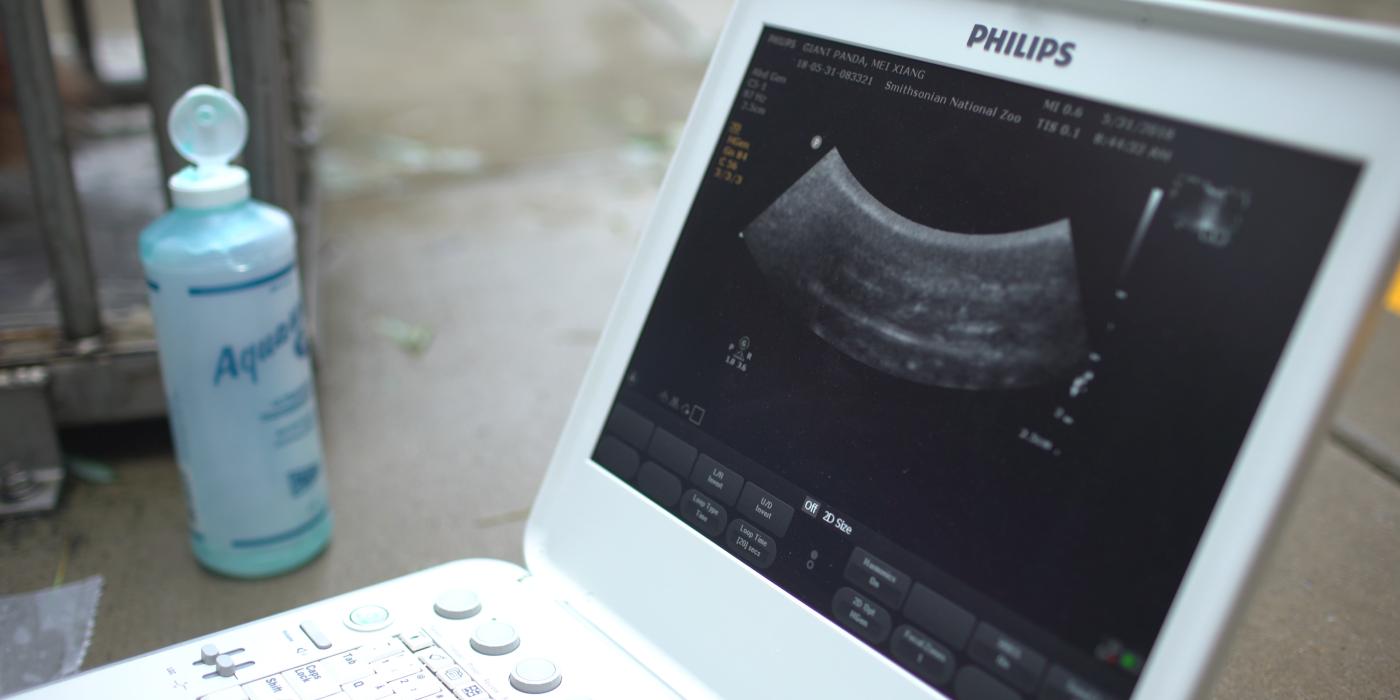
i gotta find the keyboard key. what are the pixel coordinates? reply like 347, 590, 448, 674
736, 483, 795, 537
322, 649, 373, 684
832, 587, 892, 644
592, 436, 641, 479
904, 583, 976, 650
285, 662, 340, 699
341, 676, 393, 700
690, 453, 744, 506
606, 404, 654, 450
636, 461, 682, 507
416, 646, 455, 673
844, 547, 912, 609
359, 638, 407, 662
968, 623, 1047, 692
435, 664, 475, 691
369, 653, 420, 681
647, 428, 697, 476
245, 674, 300, 699
204, 688, 250, 700
390, 670, 445, 699
955, 665, 1021, 700
401, 630, 434, 652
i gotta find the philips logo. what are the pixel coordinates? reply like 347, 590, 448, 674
967, 24, 1075, 67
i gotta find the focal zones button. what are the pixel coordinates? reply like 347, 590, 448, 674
832, 586, 892, 644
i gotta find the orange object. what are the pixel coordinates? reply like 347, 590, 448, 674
1388, 266, 1400, 315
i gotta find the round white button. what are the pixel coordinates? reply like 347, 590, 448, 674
509, 657, 562, 694
433, 589, 482, 620
200, 643, 220, 665
469, 620, 520, 656
215, 654, 236, 677
345, 604, 392, 632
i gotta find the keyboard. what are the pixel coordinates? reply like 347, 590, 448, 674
15, 559, 678, 700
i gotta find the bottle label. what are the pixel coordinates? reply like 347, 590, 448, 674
147, 258, 329, 552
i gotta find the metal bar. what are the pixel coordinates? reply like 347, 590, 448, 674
0, 0, 102, 341
281, 0, 321, 345
64, 0, 98, 79
221, 0, 297, 215
134, 0, 220, 192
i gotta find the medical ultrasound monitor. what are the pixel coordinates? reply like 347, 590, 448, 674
590, 26, 1360, 699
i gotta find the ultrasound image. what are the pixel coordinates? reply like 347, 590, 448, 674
743, 149, 1090, 390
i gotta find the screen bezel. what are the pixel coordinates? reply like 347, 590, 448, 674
524, 1, 1400, 698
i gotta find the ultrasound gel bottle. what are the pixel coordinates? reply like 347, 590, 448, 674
140, 85, 331, 577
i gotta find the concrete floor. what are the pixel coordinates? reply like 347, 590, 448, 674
3, 0, 1400, 698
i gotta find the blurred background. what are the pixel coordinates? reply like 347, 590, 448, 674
0, 0, 1398, 697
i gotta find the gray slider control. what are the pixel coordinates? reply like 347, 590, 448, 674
200, 644, 220, 665
300, 620, 332, 650
510, 658, 563, 694
470, 620, 520, 656
214, 654, 236, 677
433, 589, 483, 620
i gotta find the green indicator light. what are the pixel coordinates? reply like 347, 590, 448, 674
1121, 652, 1141, 671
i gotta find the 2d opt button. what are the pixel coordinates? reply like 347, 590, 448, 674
725, 519, 776, 569
832, 587, 892, 644
737, 483, 794, 537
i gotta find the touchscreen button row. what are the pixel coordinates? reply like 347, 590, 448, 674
844, 547, 911, 609
832, 587, 892, 644
736, 482, 794, 537
890, 624, 955, 687
680, 489, 729, 538
691, 453, 744, 506
648, 427, 698, 476
968, 622, 1047, 692
606, 404, 654, 450
725, 518, 777, 568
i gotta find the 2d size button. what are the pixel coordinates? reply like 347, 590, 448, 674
344, 604, 391, 632
636, 461, 683, 507
690, 453, 744, 506
680, 489, 728, 538
968, 623, 1047, 692
832, 586, 892, 644
1040, 665, 1111, 700
904, 583, 976, 649
606, 404, 654, 450
433, 589, 482, 620
592, 435, 641, 479
724, 518, 777, 569
510, 657, 564, 694
844, 547, 911, 609
736, 482, 794, 537
470, 620, 520, 656
891, 624, 955, 687
647, 428, 698, 476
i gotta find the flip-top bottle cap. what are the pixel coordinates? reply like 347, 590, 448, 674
167, 85, 251, 208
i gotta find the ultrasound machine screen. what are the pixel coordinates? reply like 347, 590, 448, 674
590, 26, 1360, 699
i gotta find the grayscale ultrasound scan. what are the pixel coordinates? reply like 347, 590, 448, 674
744, 149, 1088, 390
